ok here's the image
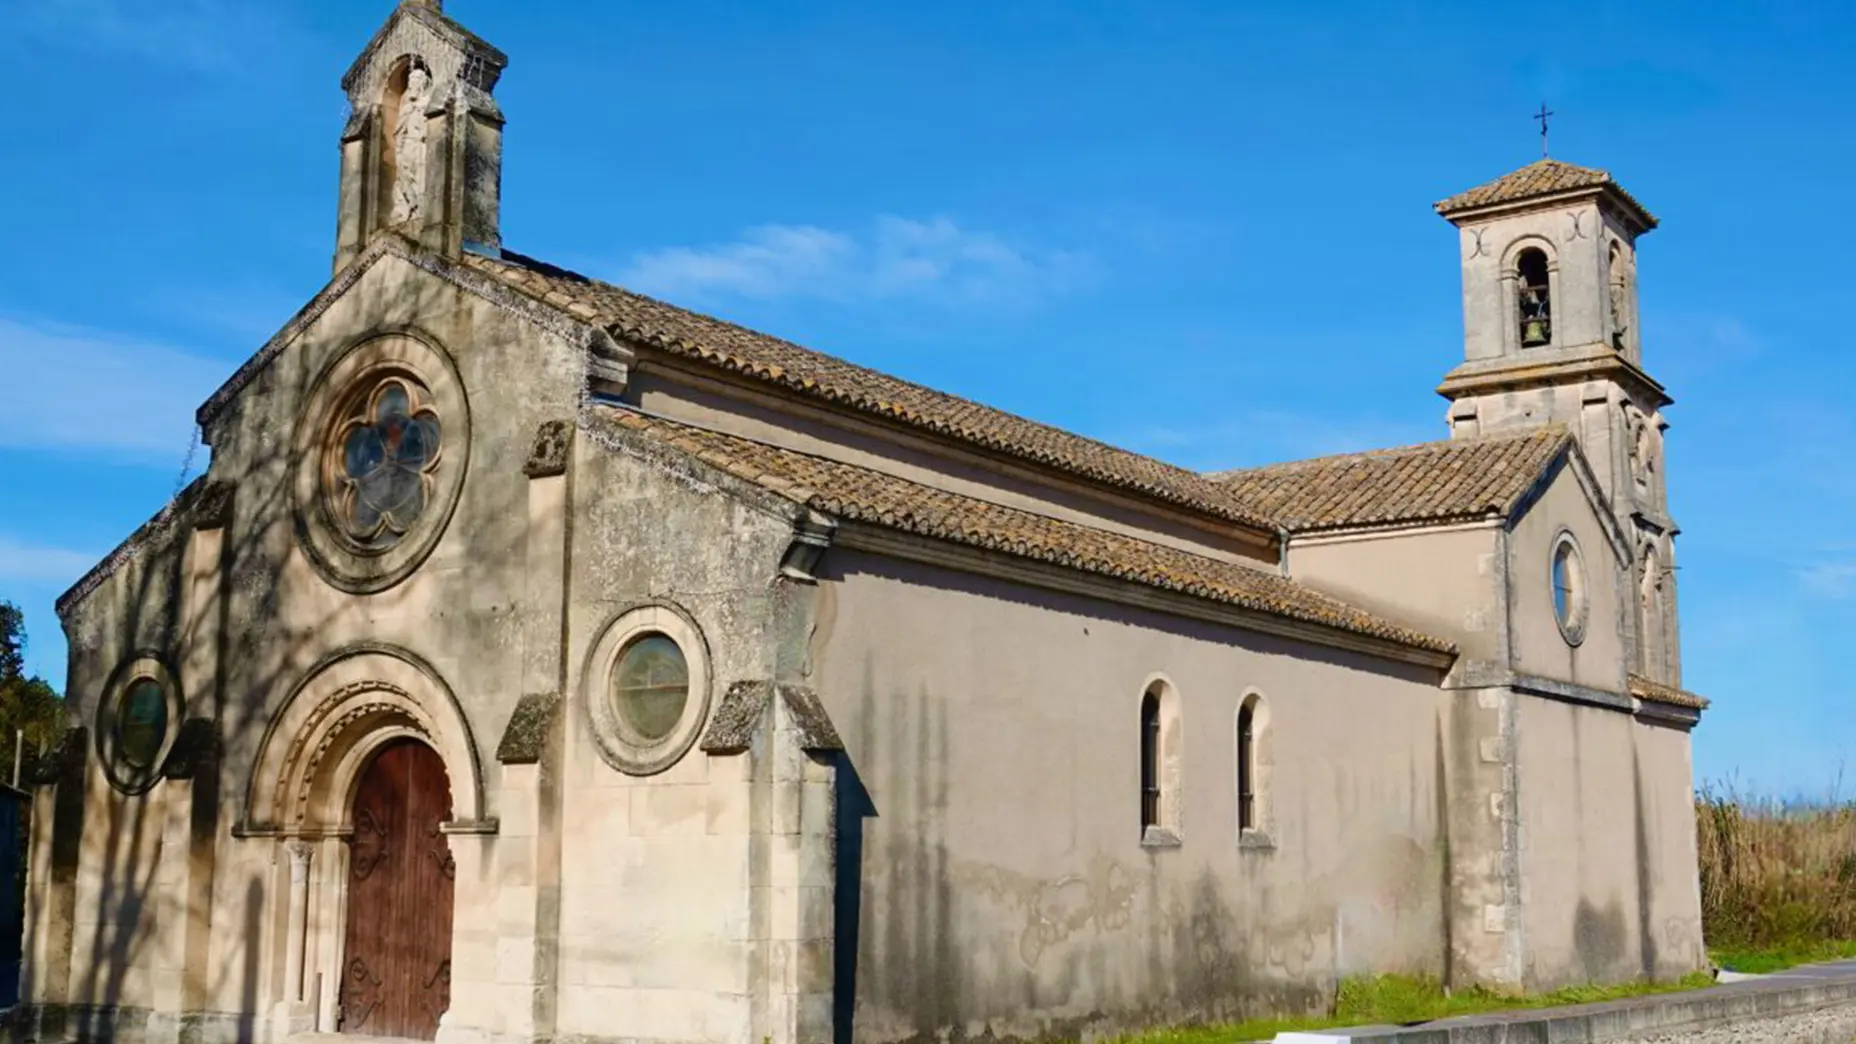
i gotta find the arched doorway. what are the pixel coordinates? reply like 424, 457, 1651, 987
339, 739, 455, 1040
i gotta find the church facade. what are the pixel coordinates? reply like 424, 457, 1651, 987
18, 4, 1711, 1044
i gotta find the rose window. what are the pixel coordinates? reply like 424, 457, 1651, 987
329, 378, 443, 549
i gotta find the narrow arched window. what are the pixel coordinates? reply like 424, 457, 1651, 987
1516, 248, 1552, 347
1236, 701, 1256, 831
1140, 690, 1161, 832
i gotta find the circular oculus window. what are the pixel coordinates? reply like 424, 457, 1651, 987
292, 333, 469, 594
1550, 533, 1589, 645
584, 605, 711, 776
97, 653, 182, 794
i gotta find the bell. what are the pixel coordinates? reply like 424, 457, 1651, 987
1523, 319, 1549, 346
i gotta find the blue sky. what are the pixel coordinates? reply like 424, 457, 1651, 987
0, 0, 1849, 795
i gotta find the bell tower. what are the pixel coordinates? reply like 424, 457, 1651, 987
333, 0, 508, 272
1434, 158, 1680, 685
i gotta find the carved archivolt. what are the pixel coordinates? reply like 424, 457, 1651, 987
244, 645, 482, 835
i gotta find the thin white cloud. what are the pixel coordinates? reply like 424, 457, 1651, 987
1799, 561, 1856, 600
0, 537, 98, 587
0, 317, 224, 463
617, 216, 1095, 310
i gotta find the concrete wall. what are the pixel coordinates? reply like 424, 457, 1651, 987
1513, 698, 1705, 988
808, 548, 1454, 1042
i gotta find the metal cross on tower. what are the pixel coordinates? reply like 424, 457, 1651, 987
1535, 103, 1555, 158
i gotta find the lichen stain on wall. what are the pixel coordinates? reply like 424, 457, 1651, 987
947, 855, 1137, 969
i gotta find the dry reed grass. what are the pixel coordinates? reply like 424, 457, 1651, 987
1697, 777, 1856, 952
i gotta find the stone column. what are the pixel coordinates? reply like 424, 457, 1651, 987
283, 841, 314, 1006
753, 693, 835, 1044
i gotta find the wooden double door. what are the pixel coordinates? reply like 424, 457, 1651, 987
339, 740, 456, 1040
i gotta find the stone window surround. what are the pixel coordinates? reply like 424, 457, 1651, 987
1500, 236, 1561, 355
1139, 673, 1184, 849
95, 651, 183, 796
583, 602, 714, 777
1551, 528, 1590, 647
291, 328, 471, 595
1236, 688, 1276, 851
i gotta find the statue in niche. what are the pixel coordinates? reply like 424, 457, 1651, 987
1609, 247, 1633, 351
389, 65, 433, 227
1624, 403, 1657, 490
1639, 544, 1663, 671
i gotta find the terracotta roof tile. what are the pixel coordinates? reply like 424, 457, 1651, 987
1629, 673, 1710, 710
1434, 159, 1657, 228
460, 250, 1276, 530
589, 406, 1455, 657
1210, 428, 1571, 534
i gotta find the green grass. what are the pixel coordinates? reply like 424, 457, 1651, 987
1096, 972, 1717, 1044
1711, 939, 1856, 975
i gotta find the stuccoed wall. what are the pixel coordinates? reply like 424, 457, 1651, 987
808, 548, 1453, 1042
1513, 700, 1705, 988
1505, 463, 1627, 693
1285, 525, 1504, 663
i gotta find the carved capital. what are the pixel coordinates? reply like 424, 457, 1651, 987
286, 839, 316, 882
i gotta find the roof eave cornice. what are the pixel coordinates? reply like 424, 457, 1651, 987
1437, 184, 1657, 236
603, 326, 1283, 543
835, 522, 1457, 670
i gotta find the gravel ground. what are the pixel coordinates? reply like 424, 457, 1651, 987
1612, 1002, 1856, 1044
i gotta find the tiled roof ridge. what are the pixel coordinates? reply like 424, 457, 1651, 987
1214, 424, 1569, 479
1434, 158, 1657, 228
586, 404, 1455, 658
1209, 425, 1574, 534
466, 249, 1277, 531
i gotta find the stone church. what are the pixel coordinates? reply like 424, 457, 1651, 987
18, 3, 1711, 1044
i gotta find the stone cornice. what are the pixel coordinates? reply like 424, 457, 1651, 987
1437, 343, 1672, 410
1445, 660, 1646, 716
834, 522, 1457, 671
1439, 183, 1656, 238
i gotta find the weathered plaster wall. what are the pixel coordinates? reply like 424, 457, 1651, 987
1506, 463, 1626, 692
808, 548, 1454, 1042
1285, 525, 1502, 662
1513, 698, 1705, 989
